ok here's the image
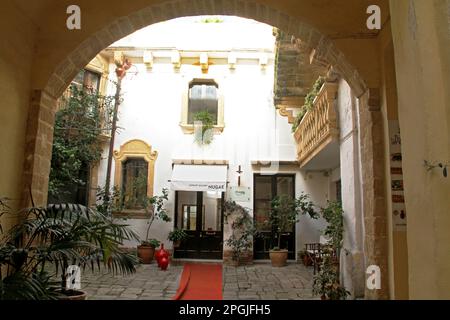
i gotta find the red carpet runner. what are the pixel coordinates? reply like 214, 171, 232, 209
173, 263, 223, 300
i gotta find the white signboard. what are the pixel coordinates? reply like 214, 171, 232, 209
229, 186, 251, 202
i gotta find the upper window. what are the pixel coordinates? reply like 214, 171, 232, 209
72, 69, 101, 93
188, 80, 219, 125
121, 158, 148, 210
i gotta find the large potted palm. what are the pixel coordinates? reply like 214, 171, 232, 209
0, 199, 139, 300
267, 193, 318, 267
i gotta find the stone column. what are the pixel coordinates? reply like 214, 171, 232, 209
21, 90, 57, 208
389, 0, 450, 299
358, 88, 390, 299
338, 79, 365, 298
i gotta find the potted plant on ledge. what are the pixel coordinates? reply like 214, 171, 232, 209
137, 188, 171, 264
168, 229, 188, 248
267, 193, 318, 267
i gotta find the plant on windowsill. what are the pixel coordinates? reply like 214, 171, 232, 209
266, 193, 319, 267
0, 197, 139, 300
136, 188, 171, 264
193, 110, 215, 145
223, 201, 258, 266
168, 229, 188, 248
312, 200, 349, 300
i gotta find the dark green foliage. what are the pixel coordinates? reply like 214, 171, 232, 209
321, 200, 344, 250
168, 229, 188, 242
48, 85, 116, 201
193, 110, 215, 145
313, 201, 348, 300
291, 76, 326, 132
0, 200, 139, 300
141, 239, 160, 248
312, 248, 350, 300
268, 193, 318, 250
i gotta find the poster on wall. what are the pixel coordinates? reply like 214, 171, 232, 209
389, 120, 407, 230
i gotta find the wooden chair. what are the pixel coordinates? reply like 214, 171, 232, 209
305, 236, 333, 274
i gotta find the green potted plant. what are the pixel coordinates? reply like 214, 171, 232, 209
0, 199, 139, 300
136, 188, 171, 264
168, 229, 188, 248
267, 193, 318, 267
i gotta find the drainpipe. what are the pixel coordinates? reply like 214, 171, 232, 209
104, 57, 132, 205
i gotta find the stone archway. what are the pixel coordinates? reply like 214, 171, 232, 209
23, 0, 388, 299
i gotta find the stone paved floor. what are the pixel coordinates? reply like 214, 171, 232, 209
223, 262, 316, 300
76, 261, 315, 300
81, 264, 183, 300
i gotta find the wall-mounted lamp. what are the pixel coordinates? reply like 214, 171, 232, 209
424, 160, 449, 178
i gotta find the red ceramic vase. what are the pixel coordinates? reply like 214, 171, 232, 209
155, 243, 168, 267
155, 247, 162, 266
160, 256, 169, 271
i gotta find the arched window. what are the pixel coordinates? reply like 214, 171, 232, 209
121, 158, 148, 210
188, 80, 219, 125
180, 78, 224, 134
113, 140, 158, 216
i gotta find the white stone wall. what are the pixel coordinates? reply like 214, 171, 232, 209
335, 78, 365, 298
93, 20, 357, 260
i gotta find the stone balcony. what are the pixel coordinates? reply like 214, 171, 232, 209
294, 82, 339, 169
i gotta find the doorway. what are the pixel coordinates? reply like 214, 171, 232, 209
253, 174, 296, 259
173, 191, 224, 259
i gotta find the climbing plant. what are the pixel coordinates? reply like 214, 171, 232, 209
313, 200, 349, 300
223, 201, 257, 265
48, 85, 116, 202
291, 76, 326, 132
193, 110, 215, 145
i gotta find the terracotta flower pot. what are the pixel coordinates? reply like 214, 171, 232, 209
57, 290, 88, 300
269, 249, 288, 267
173, 240, 181, 248
137, 245, 156, 264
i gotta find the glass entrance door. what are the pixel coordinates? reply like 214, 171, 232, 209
173, 191, 223, 259
253, 174, 296, 259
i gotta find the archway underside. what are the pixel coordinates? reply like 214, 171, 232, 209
24, 0, 389, 299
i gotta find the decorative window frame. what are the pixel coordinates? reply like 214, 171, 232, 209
180, 75, 225, 134
85, 55, 110, 95
113, 139, 158, 218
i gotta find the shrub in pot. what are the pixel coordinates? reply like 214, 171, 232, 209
137, 239, 160, 264
168, 229, 188, 248
267, 194, 318, 267
135, 188, 171, 264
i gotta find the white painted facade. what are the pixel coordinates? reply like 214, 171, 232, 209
93, 18, 360, 267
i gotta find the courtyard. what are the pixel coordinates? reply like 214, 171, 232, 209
80, 262, 314, 300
